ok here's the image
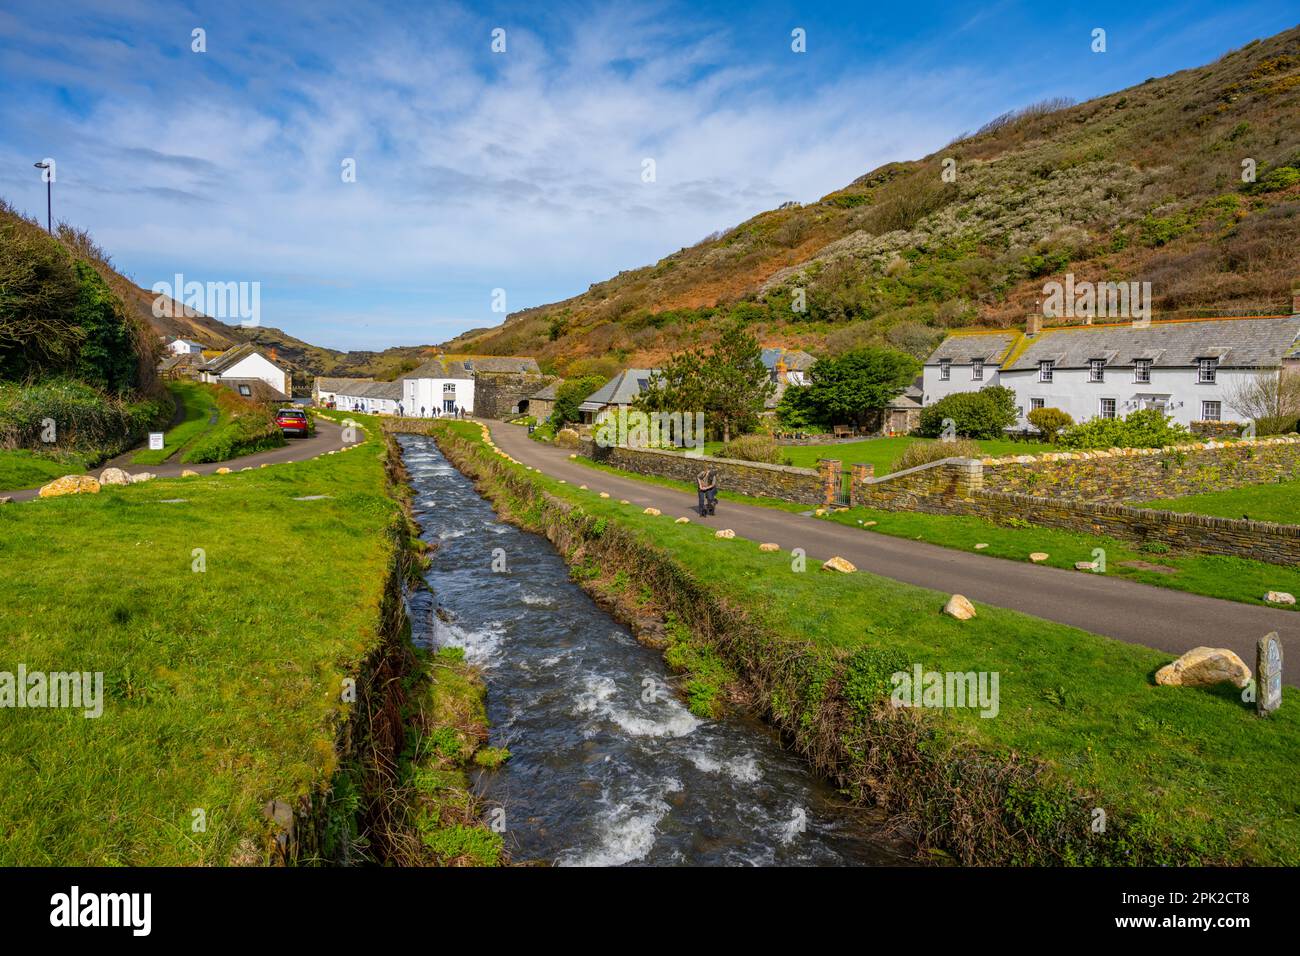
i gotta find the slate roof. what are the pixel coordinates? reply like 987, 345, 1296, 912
406, 357, 475, 380
888, 378, 924, 409
315, 376, 373, 393
1004, 316, 1300, 371
202, 342, 263, 374
356, 380, 403, 401
220, 378, 289, 402
761, 347, 815, 371
529, 381, 561, 401
924, 332, 1019, 366
579, 369, 660, 410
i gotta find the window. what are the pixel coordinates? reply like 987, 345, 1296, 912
971, 359, 984, 381
1030, 397, 1045, 411
1089, 359, 1105, 383
1099, 398, 1117, 419
1198, 358, 1218, 384
443, 383, 455, 393
1133, 359, 1152, 384
1038, 360, 1054, 383
939, 360, 951, 381
238, 384, 252, 397
1201, 401, 1221, 421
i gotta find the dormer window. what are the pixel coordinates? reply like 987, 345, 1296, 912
971, 359, 984, 381
1133, 359, 1152, 384
1038, 360, 1054, 383
939, 360, 951, 381
1197, 358, 1218, 384
1089, 359, 1105, 383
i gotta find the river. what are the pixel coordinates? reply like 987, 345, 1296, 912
399, 434, 908, 866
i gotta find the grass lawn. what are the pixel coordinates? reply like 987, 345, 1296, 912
454, 422, 1300, 864
1140, 478, 1300, 526
130, 381, 221, 466
0, 415, 400, 865
0, 449, 90, 492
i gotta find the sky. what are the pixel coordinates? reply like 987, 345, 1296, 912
1, 1, 1295, 351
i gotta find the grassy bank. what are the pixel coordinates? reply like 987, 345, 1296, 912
0, 449, 91, 491
1141, 478, 1300, 525
0, 418, 400, 864
436, 420, 1300, 866
180, 386, 284, 464
131, 380, 221, 466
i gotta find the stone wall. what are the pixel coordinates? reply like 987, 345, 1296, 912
580, 439, 832, 505
475, 372, 546, 420
849, 455, 1300, 567
981, 436, 1300, 502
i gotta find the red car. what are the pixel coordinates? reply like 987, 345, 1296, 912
276, 408, 310, 436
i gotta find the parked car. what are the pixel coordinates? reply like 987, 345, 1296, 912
276, 408, 310, 436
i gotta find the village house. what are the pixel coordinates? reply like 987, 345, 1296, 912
921, 308, 1300, 430
760, 347, 815, 411
578, 368, 660, 425
526, 380, 561, 422
162, 336, 205, 356
199, 343, 291, 398
311, 354, 540, 418
402, 356, 476, 416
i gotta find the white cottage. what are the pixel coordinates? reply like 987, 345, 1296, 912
200, 343, 291, 398
402, 357, 476, 417
164, 336, 204, 356
921, 312, 1300, 430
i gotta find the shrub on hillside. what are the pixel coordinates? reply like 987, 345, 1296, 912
0, 378, 170, 463
1027, 406, 1074, 442
917, 386, 1018, 439
1057, 408, 1192, 450
181, 389, 284, 464
719, 433, 785, 464
894, 438, 982, 471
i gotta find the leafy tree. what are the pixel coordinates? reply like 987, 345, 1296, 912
805, 347, 919, 428
918, 386, 1018, 439
774, 384, 822, 430
551, 374, 607, 426
1027, 406, 1073, 442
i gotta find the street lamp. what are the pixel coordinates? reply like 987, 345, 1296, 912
33, 161, 52, 233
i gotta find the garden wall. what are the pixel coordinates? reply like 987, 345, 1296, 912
578, 438, 837, 505
981, 435, 1300, 502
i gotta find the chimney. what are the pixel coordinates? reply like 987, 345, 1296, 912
1026, 313, 1043, 336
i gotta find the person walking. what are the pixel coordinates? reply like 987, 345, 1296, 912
695, 466, 718, 516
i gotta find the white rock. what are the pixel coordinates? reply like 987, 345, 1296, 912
1029, 552, 1049, 563
714, 529, 735, 539
128, 472, 156, 484
943, 594, 977, 620
1265, 591, 1296, 605
974, 543, 989, 550
99, 467, 130, 486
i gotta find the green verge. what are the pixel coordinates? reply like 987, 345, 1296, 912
0, 449, 91, 491
0, 415, 400, 864
130, 381, 221, 466
436, 419, 1300, 866
1140, 478, 1300, 525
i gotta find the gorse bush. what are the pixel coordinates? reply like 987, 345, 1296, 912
1058, 408, 1192, 449
918, 386, 1018, 439
894, 438, 983, 471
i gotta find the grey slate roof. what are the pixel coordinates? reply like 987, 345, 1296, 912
202, 342, 261, 373
316, 376, 373, 393
924, 332, 1018, 366
220, 378, 289, 402
760, 347, 815, 371
579, 368, 660, 409
529, 381, 561, 401
1005, 316, 1300, 371
406, 357, 475, 380
356, 380, 403, 401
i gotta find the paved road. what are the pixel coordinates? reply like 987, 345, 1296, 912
486, 422, 1299, 685
2, 418, 356, 503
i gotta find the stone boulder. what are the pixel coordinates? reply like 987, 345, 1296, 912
181, 469, 200, 477
1029, 552, 1049, 563
643, 507, 661, 516
1075, 561, 1099, 572
1265, 591, 1296, 605
974, 543, 989, 550
99, 467, 130, 486
1155, 647, 1251, 689
759, 543, 780, 552
674, 516, 689, 523
822, 556, 856, 573
39, 475, 101, 498
598, 492, 610, 498
215, 467, 231, 475
943, 594, 976, 620
128, 472, 156, 483
714, 529, 735, 539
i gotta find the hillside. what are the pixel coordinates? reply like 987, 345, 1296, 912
446, 26, 1300, 374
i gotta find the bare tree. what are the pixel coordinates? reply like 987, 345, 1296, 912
1226, 369, 1300, 433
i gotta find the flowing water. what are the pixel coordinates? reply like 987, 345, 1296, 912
399, 435, 907, 866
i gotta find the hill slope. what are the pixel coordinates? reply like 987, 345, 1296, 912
446, 26, 1300, 373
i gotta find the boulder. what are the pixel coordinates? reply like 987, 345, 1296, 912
619, 499, 629, 505
1155, 647, 1251, 689
0, 496, 12, 505
1029, 552, 1049, 563
1075, 561, 1099, 572
675, 516, 689, 524
598, 492, 610, 498
39, 475, 101, 498
643, 507, 661, 516
1265, 591, 1296, 606
215, 467, 231, 475
759, 542, 780, 553
862, 520, 877, 527
181, 469, 200, 477
974, 543, 989, 550
579, 484, 588, 490
128, 472, 156, 483
714, 529, 735, 539
99, 467, 130, 486
822, 556, 856, 573
943, 594, 977, 620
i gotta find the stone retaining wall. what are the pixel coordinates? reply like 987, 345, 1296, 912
580, 439, 832, 505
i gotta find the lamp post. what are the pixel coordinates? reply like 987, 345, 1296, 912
33, 161, 52, 233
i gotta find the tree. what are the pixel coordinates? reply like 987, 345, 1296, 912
774, 384, 822, 430
805, 347, 919, 428
551, 374, 607, 426
1027, 406, 1073, 442
918, 386, 1018, 439
1226, 371, 1300, 435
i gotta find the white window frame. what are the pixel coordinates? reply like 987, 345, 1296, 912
1089, 359, 1105, 383
1198, 358, 1218, 384
939, 360, 951, 382
1133, 359, 1152, 384
1201, 400, 1222, 421
1099, 398, 1117, 420
238, 384, 252, 397
1038, 360, 1054, 383
1030, 397, 1045, 411
971, 359, 984, 381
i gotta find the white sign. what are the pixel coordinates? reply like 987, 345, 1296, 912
148, 432, 164, 451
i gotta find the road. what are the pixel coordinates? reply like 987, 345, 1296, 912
486, 421, 1299, 685
2, 418, 356, 503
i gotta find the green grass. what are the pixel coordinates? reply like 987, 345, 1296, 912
1140, 478, 1300, 526
820, 506, 1300, 612
0, 449, 90, 491
452, 423, 1300, 864
0, 416, 400, 865
770, 436, 1053, 475
130, 381, 221, 466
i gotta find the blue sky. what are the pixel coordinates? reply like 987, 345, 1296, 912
1, 1, 1294, 351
